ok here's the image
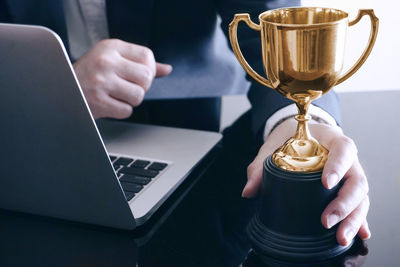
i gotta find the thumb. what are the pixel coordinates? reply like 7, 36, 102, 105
242, 135, 282, 198
155, 62, 173, 77
242, 157, 264, 198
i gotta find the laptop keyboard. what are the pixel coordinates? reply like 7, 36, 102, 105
109, 155, 168, 202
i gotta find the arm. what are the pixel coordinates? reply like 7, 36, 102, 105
0, 0, 11, 22
215, 0, 370, 246
73, 39, 172, 119
0, 0, 173, 120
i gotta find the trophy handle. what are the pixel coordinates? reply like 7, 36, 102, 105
229, 14, 274, 88
336, 9, 379, 85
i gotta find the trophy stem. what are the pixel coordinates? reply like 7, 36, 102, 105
272, 94, 328, 172
293, 96, 312, 142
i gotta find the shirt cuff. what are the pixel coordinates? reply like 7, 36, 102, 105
263, 103, 341, 142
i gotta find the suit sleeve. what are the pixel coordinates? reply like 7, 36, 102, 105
214, 0, 341, 146
0, 0, 11, 22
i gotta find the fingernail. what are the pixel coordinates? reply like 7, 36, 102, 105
241, 184, 249, 198
327, 174, 338, 189
364, 226, 372, 240
365, 231, 371, 240
326, 213, 339, 229
241, 189, 246, 198
344, 229, 355, 246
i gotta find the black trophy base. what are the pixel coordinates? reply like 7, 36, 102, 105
247, 155, 352, 263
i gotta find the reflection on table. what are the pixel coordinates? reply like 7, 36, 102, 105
0, 211, 138, 266
242, 238, 368, 267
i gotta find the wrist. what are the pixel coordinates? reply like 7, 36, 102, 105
263, 103, 341, 142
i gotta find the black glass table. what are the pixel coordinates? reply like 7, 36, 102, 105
0, 91, 398, 267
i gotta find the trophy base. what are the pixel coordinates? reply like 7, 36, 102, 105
247, 155, 352, 262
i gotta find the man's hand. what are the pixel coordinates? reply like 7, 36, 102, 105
244, 119, 371, 246
73, 39, 172, 119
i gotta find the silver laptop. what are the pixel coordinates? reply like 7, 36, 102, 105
0, 24, 221, 229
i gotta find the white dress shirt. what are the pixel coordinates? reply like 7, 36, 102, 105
63, 0, 108, 62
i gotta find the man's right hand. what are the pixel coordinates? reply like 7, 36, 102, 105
73, 39, 172, 119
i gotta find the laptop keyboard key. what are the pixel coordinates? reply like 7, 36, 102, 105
131, 160, 150, 168
124, 191, 135, 201
119, 167, 159, 178
121, 182, 143, 193
120, 174, 151, 185
148, 162, 168, 171
113, 164, 121, 171
109, 156, 117, 162
114, 157, 133, 166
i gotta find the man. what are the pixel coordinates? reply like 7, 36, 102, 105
0, 0, 370, 265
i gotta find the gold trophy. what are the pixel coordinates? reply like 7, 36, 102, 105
229, 7, 378, 262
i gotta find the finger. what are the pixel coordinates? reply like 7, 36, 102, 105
321, 161, 369, 229
243, 158, 264, 198
98, 94, 133, 119
155, 62, 173, 77
115, 57, 154, 91
108, 75, 145, 107
117, 42, 156, 76
321, 136, 358, 189
336, 196, 370, 246
243, 119, 297, 198
308, 122, 342, 146
243, 142, 277, 198
358, 220, 371, 240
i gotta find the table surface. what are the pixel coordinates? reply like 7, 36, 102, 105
338, 90, 400, 267
0, 90, 399, 267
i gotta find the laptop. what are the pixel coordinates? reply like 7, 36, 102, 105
0, 24, 222, 229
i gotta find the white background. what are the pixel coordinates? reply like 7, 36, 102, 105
221, 0, 400, 129
302, 0, 400, 93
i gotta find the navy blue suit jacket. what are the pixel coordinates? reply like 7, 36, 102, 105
0, 0, 340, 144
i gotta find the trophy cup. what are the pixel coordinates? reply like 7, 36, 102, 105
229, 7, 378, 261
